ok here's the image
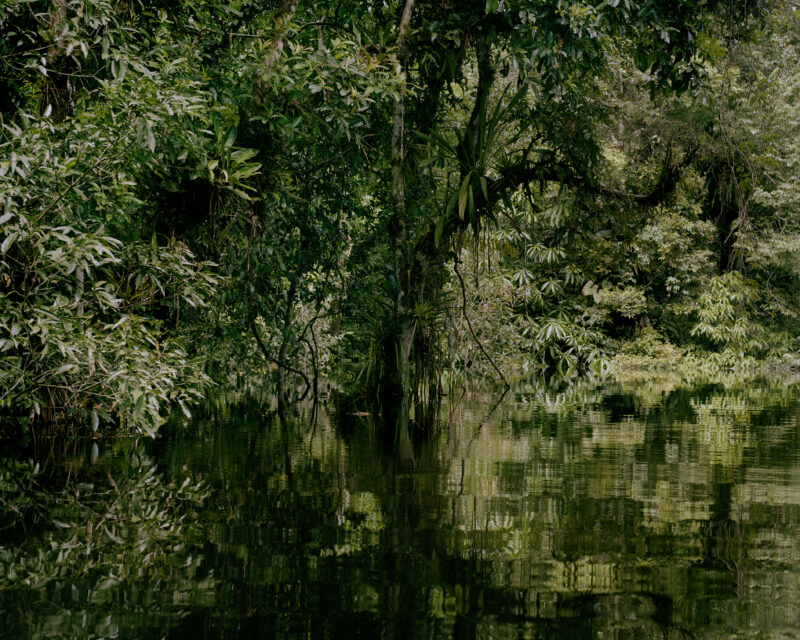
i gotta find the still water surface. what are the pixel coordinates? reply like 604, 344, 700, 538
3, 375, 800, 638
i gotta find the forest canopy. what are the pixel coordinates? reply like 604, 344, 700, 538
1, 0, 799, 437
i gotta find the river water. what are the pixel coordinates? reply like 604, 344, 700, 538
3, 374, 800, 639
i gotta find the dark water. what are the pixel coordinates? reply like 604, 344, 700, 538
4, 375, 800, 639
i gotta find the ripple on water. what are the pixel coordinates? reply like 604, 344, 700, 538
4, 377, 800, 639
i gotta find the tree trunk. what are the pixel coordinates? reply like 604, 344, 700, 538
47, 0, 68, 62
257, 0, 300, 93
276, 269, 300, 410
388, 0, 416, 428
45, 0, 71, 121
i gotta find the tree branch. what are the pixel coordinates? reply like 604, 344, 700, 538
452, 249, 510, 389
248, 316, 311, 401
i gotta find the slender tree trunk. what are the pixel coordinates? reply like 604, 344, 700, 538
388, 0, 416, 428
46, 0, 71, 121
276, 269, 300, 409
467, 33, 494, 162
76, 266, 84, 317
256, 0, 299, 93
47, 0, 68, 62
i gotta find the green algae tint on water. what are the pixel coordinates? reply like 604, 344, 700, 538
4, 375, 800, 639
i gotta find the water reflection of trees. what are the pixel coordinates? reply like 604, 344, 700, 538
0, 439, 212, 640
149, 379, 800, 638
5, 377, 800, 638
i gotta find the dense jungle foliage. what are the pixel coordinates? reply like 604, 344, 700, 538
2, 0, 800, 437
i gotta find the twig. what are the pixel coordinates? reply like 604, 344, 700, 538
452, 248, 510, 389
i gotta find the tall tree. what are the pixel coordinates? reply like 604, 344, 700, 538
366, 0, 752, 422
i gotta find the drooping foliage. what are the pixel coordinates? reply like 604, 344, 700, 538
474, 1, 800, 375
1, 0, 798, 436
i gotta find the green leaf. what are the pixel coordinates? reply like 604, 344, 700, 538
54, 364, 76, 375
468, 184, 475, 217
1, 232, 17, 253
458, 173, 472, 219
230, 148, 258, 163
145, 122, 155, 153
434, 214, 448, 248
223, 125, 237, 148
446, 190, 459, 216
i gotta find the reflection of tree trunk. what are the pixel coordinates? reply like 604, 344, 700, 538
452, 556, 481, 640
277, 411, 311, 624
703, 478, 748, 596
703, 479, 731, 567
384, 451, 417, 640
